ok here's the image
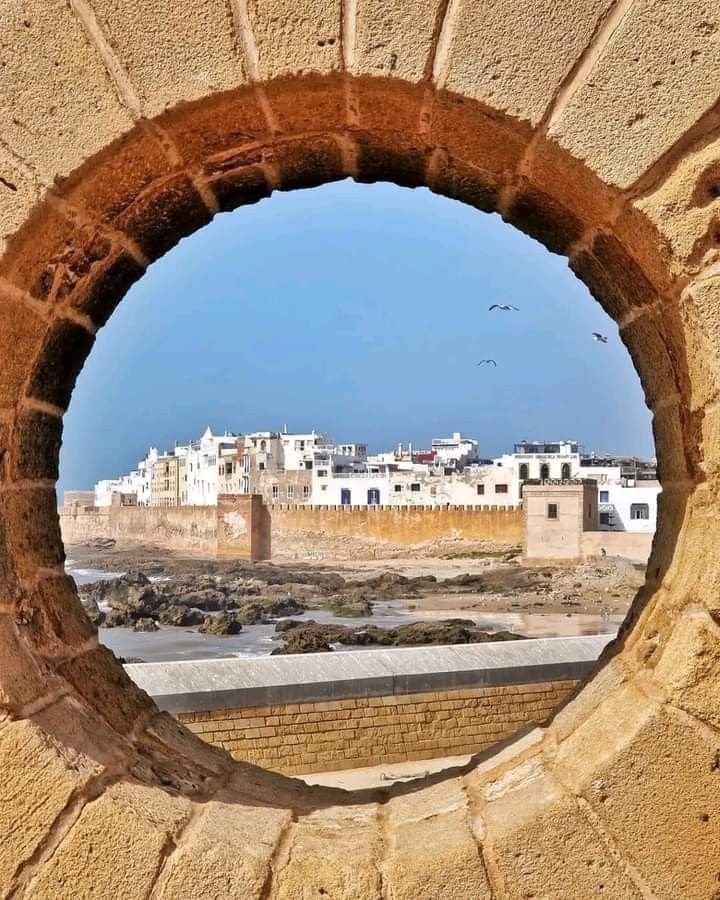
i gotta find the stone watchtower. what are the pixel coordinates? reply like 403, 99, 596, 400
523, 480, 598, 563
216, 494, 272, 561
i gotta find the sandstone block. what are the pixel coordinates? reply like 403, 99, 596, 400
482, 762, 639, 898
653, 608, 720, 729
439, 0, 613, 126
0, 296, 46, 409
31, 782, 189, 899
549, 1, 720, 188
88, 0, 246, 118
276, 805, 381, 899
248, 0, 342, 79
11, 408, 62, 481
0, 1, 133, 180
162, 799, 290, 899
0, 152, 41, 259
352, 0, 439, 81
383, 779, 491, 899
26, 318, 95, 411
0, 716, 101, 886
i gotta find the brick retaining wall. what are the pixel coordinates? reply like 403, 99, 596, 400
126, 636, 610, 775
176, 680, 577, 775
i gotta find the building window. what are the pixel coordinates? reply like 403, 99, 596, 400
599, 490, 609, 502
540, 463, 550, 480
272, 484, 279, 499
303, 485, 310, 500
600, 512, 612, 526
561, 463, 571, 480
476, 484, 485, 495
495, 484, 508, 494
317, 469, 327, 478
394, 484, 402, 493
287, 485, 294, 499
519, 463, 529, 481
630, 503, 650, 520
259, 462, 265, 471
547, 503, 558, 519
410, 483, 421, 492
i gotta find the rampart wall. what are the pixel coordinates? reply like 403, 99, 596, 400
126, 636, 608, 775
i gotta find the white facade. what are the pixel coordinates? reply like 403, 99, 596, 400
597, 480, 660, 533
184, 428, 237, 506
94, 479, 124, 507
280, 431, 333, 471
431, 432, 479, 468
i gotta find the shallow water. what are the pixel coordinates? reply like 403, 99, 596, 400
68, 564, 621, 663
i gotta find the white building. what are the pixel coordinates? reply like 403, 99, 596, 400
94, 479, 124, 507
184, 428, 238, 506
431, 432, 480, 469
597, 480, 660, 533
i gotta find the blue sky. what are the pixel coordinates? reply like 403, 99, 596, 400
59, 180, 653, 495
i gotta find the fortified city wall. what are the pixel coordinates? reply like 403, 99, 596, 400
59, 501, 524, 557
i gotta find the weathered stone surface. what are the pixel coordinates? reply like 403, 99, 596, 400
26, 319, 95, 411
0, 151, 41, 258
439, 0, 614, 126
18, 574, 97, 657
634, 133, 720, 272
162, 799, 290, 899
114, 174, 213, 262
247, 0, 343, 79
57, 646, 154, 736
0, 614, 64, 714
0, 717, 101, 887
0, 488, 65, 578
549, 1, 720, 188
0, 297, 46, 409
0, 1, 134, 180
482, 761, 639, 898
383, 780, 491, 899
31, 782, 190, 899
653, 608, 720, 729
276, 805, 382, 899
352, 0, 439, 81
89, 0, 246, 117
563, 703, 720, 897
11, 408, 62, 481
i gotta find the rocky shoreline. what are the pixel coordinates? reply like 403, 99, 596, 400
79, 566, 526, 654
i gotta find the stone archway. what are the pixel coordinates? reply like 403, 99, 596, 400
1, 2, 719, 896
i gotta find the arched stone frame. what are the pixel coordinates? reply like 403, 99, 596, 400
561, 462, 571, 480
0, 3, 719, 896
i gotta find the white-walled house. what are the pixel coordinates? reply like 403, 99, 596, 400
597, 480, 660, 532
184, 428, 238, 506
431, 432, 480, 468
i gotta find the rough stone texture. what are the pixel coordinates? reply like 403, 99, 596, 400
549, 1, 720, 188
0, 717, 101, 888
438, 0, 614, 126
482, 762, 641, 898
88, 0, 247, 117
0, 4, 719, 894
276, 805, 382, 899
0, 0, 134, 180
161, 799, 291, 899
30, 782, 190, 899
247, 0, 343, 79
383, 780, 491, 898
351, 0, 440, 81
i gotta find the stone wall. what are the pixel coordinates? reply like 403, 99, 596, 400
271, 504, 523, 556
583, 531, 654, 564
126, 636, 609, 775
59, 502, 523, 558
59, 503, 217, 555
177, 681, 577, 775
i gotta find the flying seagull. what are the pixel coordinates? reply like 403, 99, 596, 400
489, 304, 519, 311
477, 359, 497, 367
592, 332, 608, 343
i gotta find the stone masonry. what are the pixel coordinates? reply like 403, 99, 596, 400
1, 1, 720, 897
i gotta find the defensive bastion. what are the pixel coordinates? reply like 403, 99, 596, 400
0, 1, 719, 896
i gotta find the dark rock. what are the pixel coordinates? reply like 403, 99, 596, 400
79, 594, 104, 626
133, 617, 159, 633
199, 611, 243, 636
